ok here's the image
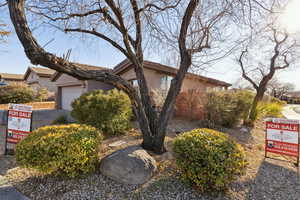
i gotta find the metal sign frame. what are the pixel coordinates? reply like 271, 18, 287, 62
4, 104, 33, 155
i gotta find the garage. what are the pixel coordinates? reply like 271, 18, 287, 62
61, 86, 84, 110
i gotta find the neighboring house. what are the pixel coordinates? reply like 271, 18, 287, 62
24, 67, 56, 92
51, 64, 113, 110
281, 91, 300, 104
0, 73, 24, 85
52, 60, 231, 111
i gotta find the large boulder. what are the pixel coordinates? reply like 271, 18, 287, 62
100, 146, 157, 185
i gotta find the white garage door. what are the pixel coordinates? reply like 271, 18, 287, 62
61, 86, 83, 110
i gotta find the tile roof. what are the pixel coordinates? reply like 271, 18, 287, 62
29, 67, 56, 76
51, 63, 109, 81
0, 73, 24, 80
24, 67, 56, 80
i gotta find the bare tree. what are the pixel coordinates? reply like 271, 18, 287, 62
0, 13, 9, 43
7, 0, 267, 153
0, 23, 9, 42
268, 78, 295, 99
0, 2, 9, 45
238, 25, 299, 124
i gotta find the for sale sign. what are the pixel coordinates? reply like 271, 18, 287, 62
5, 104, 33, 154
265, 118, 300, 165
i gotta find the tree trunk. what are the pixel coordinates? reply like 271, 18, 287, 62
248, 87, 265, 124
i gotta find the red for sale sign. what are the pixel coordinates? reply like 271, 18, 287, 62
265, 118, 299, 164
5, 104, 33, 153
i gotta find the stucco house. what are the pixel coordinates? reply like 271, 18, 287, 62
52, 60, 231, 111
24, 67, 57, 92
51, 64, 113, 110
281, 91, 300, 104
0, 73, 24, 85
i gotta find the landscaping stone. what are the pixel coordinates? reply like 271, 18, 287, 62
100, 145, 157, 185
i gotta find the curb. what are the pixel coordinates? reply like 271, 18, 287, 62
0, 175, 30, 200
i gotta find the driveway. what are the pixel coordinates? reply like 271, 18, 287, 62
294, 106, 300, 114
282, 104, 300, 120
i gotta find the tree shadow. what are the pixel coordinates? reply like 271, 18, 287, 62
246, 159, 300, 200
225, 126, 255, 146
0, 155, 16, 176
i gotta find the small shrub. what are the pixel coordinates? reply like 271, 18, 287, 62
175, 89, 205, 120
204, 90, 254, 128
0, 83, 35, 104
269, 97, 286, 106
173, 128, 247, 192
71, 89, 132, 137
35, 87, 50, 102
254, 102, 283, 120
16, 124, 103, 177
51, 115, 70, 125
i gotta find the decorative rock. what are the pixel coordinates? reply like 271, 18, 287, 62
100, 145, 157, 185
240, 127, 249, 133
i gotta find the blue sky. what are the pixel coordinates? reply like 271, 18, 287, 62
1, 14, 299, 90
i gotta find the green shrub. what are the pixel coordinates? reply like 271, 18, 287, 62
204, 90, 254, 128
71, 89, 132, 137
173, 128, 247, 192
35, 87, 50, 102
0, 83, 35, 104
16, 124, 103, 177
254, 102, 283, 120
269, 97, 286, 106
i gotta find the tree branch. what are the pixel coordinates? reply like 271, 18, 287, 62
138, 0, 182, 13
238, 49, 259, 90
157, 0, 200, 136
64, 28, 130, 57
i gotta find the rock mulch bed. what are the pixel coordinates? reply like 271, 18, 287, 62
1, 120, 300, 200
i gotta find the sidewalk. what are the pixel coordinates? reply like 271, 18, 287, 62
0, 175, 29, 200
282, 104, 300, 120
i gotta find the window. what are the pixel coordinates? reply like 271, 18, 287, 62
130, 79, 139, 91
160, 75, 173, 91
131, 79, 139, 88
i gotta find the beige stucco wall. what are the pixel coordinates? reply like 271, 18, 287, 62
55, 74, 85, 87
55, 74, 114, 92
119, 68, 164, 90
26, 71, 38, 84
181, 78, 222, 92
26, 71, 57, 92
87, 80, 114, 91
39, 77, 57, 92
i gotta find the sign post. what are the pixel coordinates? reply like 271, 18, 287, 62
265, 118, 300, 166
4, 104, 33, 155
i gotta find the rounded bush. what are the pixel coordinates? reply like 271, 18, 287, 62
71, 89, 132, 137
173, 128, 247, 192
0, 83, 35, 104
16, 124, 103, 177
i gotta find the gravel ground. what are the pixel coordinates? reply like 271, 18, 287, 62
1, 121, 300, 200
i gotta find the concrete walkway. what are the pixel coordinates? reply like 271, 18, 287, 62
0, 175, 29, 200
282, 104, 300, 120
